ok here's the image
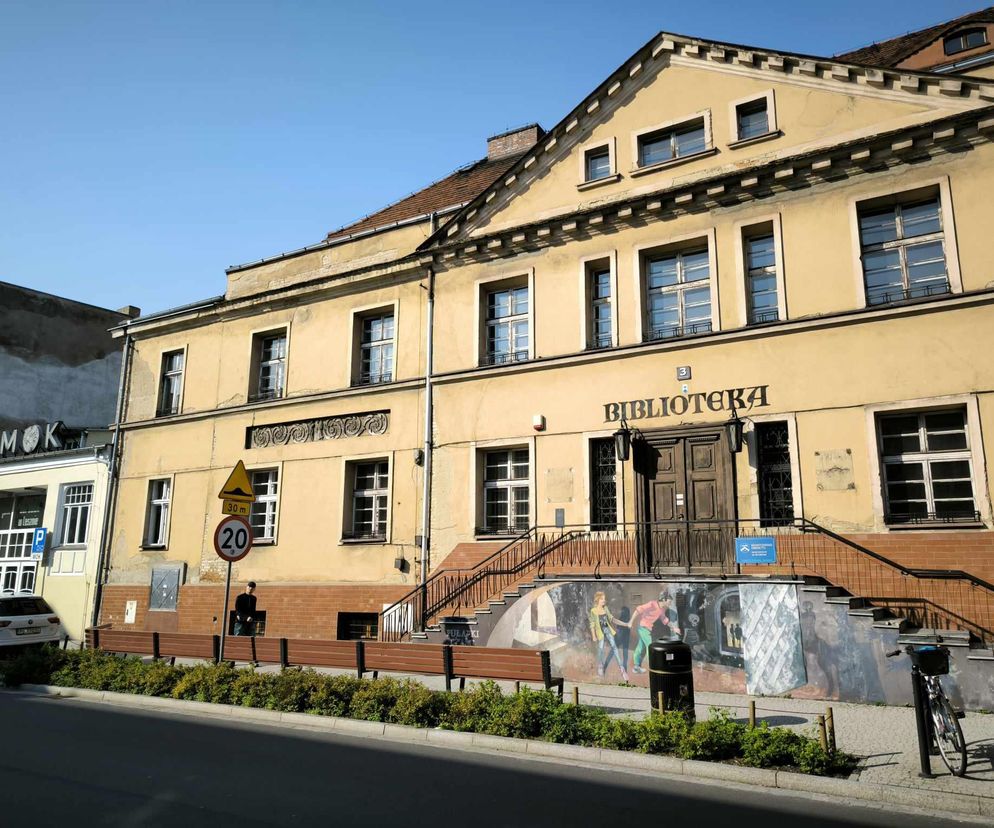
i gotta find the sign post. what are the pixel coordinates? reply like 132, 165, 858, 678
215, 461, 256, 663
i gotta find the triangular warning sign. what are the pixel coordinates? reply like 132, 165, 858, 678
218, 460, 256, 503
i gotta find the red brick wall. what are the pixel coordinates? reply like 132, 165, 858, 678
431, 541, 505, 573
847, 531, 994, 586
100, 583, 410, 639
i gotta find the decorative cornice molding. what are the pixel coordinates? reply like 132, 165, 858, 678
248, 411, 389, 449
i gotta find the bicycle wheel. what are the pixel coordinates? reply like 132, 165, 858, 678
930, 693, 967, 776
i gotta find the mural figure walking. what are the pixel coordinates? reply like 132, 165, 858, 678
588, 591, 629, 681
631, 590, 681, 674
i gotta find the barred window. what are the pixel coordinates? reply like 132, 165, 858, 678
878, 409, 978, 524
482, 449, 529, 535
359, 313, 394, 385
590, 439, 617, 530
350, 461, 389, 539
858, 196, 949, 306
59, 483, 93, 546
250, 469, 278, 541
485, 285, 529, 365
644, 248, 712, 340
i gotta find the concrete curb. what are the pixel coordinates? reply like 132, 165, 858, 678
12, 684, 992, 820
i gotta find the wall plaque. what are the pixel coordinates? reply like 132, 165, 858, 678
248, 410, 389, 448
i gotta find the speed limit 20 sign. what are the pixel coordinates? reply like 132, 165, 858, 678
213, 515, 253, 562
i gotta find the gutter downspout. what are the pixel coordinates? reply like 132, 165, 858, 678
418, 214, 437, 628
91, 330, 133, 629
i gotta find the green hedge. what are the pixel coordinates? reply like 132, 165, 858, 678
1, 647, 856, 777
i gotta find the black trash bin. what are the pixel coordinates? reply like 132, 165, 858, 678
649, 638, 695, 719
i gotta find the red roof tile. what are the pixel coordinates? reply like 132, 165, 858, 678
326, 154, 523, 241
835, 6, 994, 68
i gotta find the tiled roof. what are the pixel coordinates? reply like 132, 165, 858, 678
326, 153, 524, 241
835, 6, 994, 68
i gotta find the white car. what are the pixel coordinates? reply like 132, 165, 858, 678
0, 595, 64, 649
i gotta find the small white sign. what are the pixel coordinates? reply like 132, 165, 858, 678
124, 600, 137, 625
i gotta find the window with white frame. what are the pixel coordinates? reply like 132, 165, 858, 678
157, 350, 184, 416
348, 461, 389, 540
59, 483, 93, 546
584, 145, 612, 182
744, 230, 779, 324
482, 449, 530, 535
735, 98, 770, 141
251, 331, 287, 400
358, 313, 394, 385
643, 246, 712, 340
637, 117, 706, 168
858, 195, 949, 306
878, 408, 978, 524
143, 478, 171, 547
484, 284, 529, 366
587, 263, 613, 349
249, 469, 279, 542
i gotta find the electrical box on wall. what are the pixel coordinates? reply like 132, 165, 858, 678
532, 414, 546, 431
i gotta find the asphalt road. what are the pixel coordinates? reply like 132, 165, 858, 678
0, 693, 978, 827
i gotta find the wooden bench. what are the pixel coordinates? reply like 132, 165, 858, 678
363, 642, 450, 689
91, 629, 156, 656
222, 635, 283, 666
285, 639, 361, 674
158, 633, 220, 662
450, 646, 563, 698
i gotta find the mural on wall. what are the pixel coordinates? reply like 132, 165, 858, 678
486, 580, 807, 696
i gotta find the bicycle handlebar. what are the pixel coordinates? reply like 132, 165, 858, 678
886, 649, 901, 658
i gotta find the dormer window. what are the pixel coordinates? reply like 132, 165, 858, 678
944, 28, 987, 55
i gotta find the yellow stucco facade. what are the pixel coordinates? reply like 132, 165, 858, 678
100, 32, 994, 640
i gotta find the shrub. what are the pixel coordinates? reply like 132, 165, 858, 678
635, 709, 691, 754
741, 723, 806, 768
171, 663, 238, 703
390, 680, 450, 728
440, 680, 505, 732
0, 644, 66, 686
230, 668, 274, 707
678, 708, 745, 761
592, 716, 640, 752
492, 687, 560, 739
543, 702, 606, 745
263, 668, 324, 712
307, 675, 363, 717
349, 677, 403, 722
794, 738, 858, 776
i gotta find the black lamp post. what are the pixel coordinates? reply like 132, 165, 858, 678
725, 406, 745, 454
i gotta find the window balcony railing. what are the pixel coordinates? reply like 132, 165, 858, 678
341, 531, 387, 542
248, 388, 284, 403
885, 509, 982, 526
588, 335, 613, 351
645, 320, 713, 342
866, 281, 950, 307
0, 529, 35, 559
155, 404, 180, 418
480, 350, 529, 368
351, 372, 393, 388
747, 309, 779, 325
475, 521, 530, 537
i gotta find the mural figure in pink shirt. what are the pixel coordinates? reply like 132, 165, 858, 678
630, 589, 681, 674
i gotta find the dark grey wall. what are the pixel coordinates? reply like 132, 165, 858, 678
0, 282, 130, 431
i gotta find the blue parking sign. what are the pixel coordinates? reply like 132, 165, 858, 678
31, 528, 47, 558
735, 536, 776, 564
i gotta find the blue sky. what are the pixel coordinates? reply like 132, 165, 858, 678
0, 0, 983, 314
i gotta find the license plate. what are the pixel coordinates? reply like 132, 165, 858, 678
15, 627, 41, 636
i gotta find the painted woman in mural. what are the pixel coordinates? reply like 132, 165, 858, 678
630, 589, 681, 674
588, 591, 629, 681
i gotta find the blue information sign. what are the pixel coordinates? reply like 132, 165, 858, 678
735, 536, 776, 564
31, 528, 47, 558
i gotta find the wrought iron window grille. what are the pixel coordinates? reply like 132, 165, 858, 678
480, 350, 529, 367
747, 309, 779, 325
645, 321, 712, 342
352, 372, 393, 387
248, 388, 283, 403
867, 281, 951, 307
885, 510, 981, 525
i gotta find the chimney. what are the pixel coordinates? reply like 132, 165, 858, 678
117, 305, 142, 319
487, 124, 545, 161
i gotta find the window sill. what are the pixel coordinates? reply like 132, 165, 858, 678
630, 147, 718, 178
577, 173, 622, 191
340, 536, 387, 545
140, 544, 168, 551
155, 410, 181, 418
253, 538, 276, 546
728, 130, 783, 150
247, 391, 285, 404
53, 544, 87, 551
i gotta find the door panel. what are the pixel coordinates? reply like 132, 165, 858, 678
649, 441, 685, 566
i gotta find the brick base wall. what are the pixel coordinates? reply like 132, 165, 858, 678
99, 583, 411, 640
847, 531, 994, 586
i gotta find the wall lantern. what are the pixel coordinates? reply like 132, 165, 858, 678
613, 424, 632, 462
725, 406, 745, 454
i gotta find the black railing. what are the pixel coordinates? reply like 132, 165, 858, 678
480, 350, 529, 367
645, 321, 713, 342
866, 281, 950, 307
748, 309, 779, 325
248, 388, 283, 402
351, 372, 393, 387
885, 510, 981, 526
381, 518, 994, 644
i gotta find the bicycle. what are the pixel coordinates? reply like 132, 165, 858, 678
887, 644, 967, 777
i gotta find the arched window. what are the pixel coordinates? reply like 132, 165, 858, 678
943, 28, 988, 55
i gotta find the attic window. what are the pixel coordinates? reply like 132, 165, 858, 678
638, 118, 706, 167
729, 90, 778, 146
944, 28, 987, 55
585, 146, 612, 181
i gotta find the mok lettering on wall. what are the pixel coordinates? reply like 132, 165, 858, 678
0, 421, 66, 458
603, 386, 770, 423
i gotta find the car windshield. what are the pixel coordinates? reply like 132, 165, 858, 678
0, 597, 53, 616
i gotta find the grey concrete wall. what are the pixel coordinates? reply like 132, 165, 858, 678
0, 282, 129, 431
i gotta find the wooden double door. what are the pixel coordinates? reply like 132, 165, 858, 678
635, 426, 735, 572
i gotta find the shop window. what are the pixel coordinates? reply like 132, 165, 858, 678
877, 408, 979, 524
590, 438, 618, 530
337, 611, 379, 641
58, 483, 93, 547
249, 469, 279, 542
483, 282, 529, 366
743, 227, 779, 325
642, 244, 712, 341
156, 350, 185, 416
858, 193, 949, 306
354, 311, 394, 386
586, 261, 613, 349
756, 422, 794, 526
480, 449, 530, 535
344, 460, 389, 541
249, 329, 287, 401
143, 478, 171, 548
944, 28, 987, 55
